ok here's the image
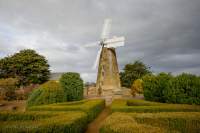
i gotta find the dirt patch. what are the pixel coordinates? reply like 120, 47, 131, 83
0, 100, 26, 112
85, 107, 111, 133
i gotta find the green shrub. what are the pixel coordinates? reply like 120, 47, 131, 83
60, 72, 84, 101
0, 78, 18, 100
131, 79, 143, 96
165, 73, 200, 104
27, 81, 65, 107
100, 112, 200, 133
111, 99, 200, 113
28, 99, 105, 122
142, 73, 200, 104
142, 73, 173, 102
0, 111, 87, 133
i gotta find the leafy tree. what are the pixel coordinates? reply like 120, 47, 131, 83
120, 60, 151, 88
60, 72, 84, 101
0, 49, 50, 86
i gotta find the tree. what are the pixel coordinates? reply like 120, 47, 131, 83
0, 49, 50, 86
120, 60, 151, 88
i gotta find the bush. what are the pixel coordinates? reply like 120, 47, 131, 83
28, 99, 105, 122
0, 78, 18, 100
60, 72, 84, 101
131, 79, 143, 96
142, 73, 173, 102
100, 112, 200, 133
165, 73, 200, 104
0, 111, 87, 133
27, 81, 65, 107
143, 73, 200, 104
111, 99, 200, 113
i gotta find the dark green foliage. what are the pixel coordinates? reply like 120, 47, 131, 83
60, 72, 84, 101
142, 73, 200, 104
0, 111, 88, 133
142, 73, 173, 102
27, 81, 65, 107
0, 78, 18, 100
28, 99, 105, 122
120, 60, 151, 88
0, 49, 50, 86
166, 73, 200, 104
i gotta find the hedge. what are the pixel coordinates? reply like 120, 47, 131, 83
0, 111, 87, 133
100, 112, 200, 133
28, 99, 105, 122
100, 113, 165, 133
111, 99, 200, 113
60, 72, 84, 101
27, 81, 65, 107
142, 73, 200, 104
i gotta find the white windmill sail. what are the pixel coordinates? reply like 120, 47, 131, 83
101, 19, 112, 39
92, 46, 103, 70
104, 36, 125, 48
83, 41, 100, 48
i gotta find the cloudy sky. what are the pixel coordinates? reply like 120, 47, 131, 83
0, 0, 200, 82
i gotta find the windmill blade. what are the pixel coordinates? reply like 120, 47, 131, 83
92, 46, 103, 70
104, 36, 125, 48
83, 41, 100, 48
105, 41, 124, 48
101, 19, 112, 39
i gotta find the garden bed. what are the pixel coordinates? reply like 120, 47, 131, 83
100, 112, 200, 133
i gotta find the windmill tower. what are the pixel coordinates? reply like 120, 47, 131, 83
85, 19, 125, 96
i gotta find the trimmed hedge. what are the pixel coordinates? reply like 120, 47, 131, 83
100, 113, 165, 133
111, 99, 200, 113
143, 73, 200, 104
28, 99, 105, 122
100, 112, 200, 133
0, 111, 87, 133
60, 72, 84, 101
27, 81, 65, 107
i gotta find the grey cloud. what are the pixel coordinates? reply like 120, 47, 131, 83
0, 0, 200, 82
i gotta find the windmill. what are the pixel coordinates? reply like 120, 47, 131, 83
85, 19, 125, 96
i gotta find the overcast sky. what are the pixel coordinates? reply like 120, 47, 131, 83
0, 0, 200, 82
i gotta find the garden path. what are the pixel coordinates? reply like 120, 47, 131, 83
85, 106, 111, 133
